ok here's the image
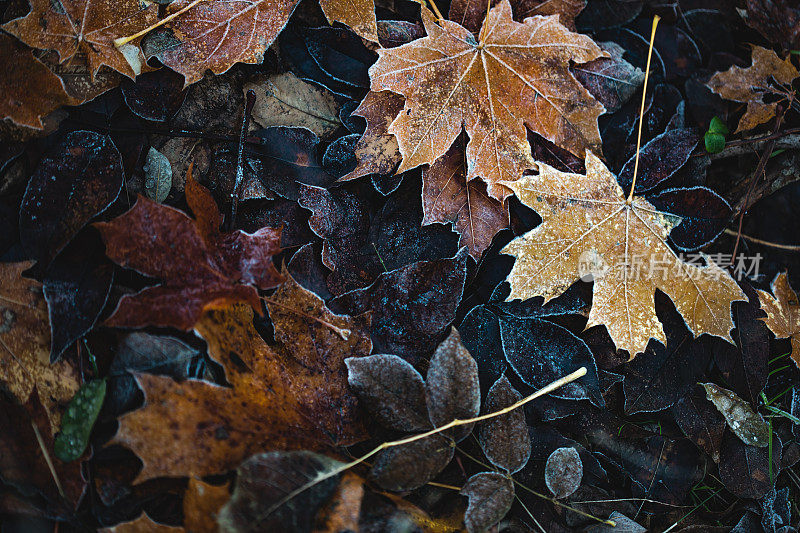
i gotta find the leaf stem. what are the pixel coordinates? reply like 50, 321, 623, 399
626, 15, 660, 204
265, 367, 588, 520
113, 0, 206, 48
424, 0, 446, 23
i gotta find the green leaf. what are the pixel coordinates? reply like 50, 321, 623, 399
704, 132, 726, 154
708, 116, 729, 136
54, 379, 106, 462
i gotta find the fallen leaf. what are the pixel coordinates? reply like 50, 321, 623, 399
54, 379, 106, 462
743, 0, 800, 51
101, 514, 182, 533
96, 167, 282, 331
183, 478, 230, 533
573, 41, 644, 113
3, 0, 157, 79
478, 375, 531, 473
757, 272, 800, 369
345, 354, 431, 432
672, 385, 726, 463
592, 512, 645, 533
544, 446, 583, 498
648, 186, 732, 252
151, 0, 302, 85
0, 34, 76, 130
500, 152, 746, 357
617, 127, 700, 194
449, 0, 587, 33
319, 0, 378, 42
143, 147, 173, 203
369, 0, 606, 199
707, 46, 799, 133
245, 72, 342, 138
111, 272, 370, 481
121, 68, 188, 122
702, 382, 770, 448
460, 472, 514, 533
312, 472, 364, 533
422, 134, 510, 259
340, 91, 404, 181
20, 131, 124, 272
425, 328, 481, 442
370, 434, 454, 491
718, 431, 780, 499
0, 262, 81, 433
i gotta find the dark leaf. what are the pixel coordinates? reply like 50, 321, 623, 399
648, 186, 732, 251
743, 0, 800, 51
478, 375, 531, 473
759, 487, 792, 533
121, 69, 187, 122
576, 0, 642, 30
345, 354, 430, 432
460, 472, 514, 533
287, 243, 332, 301
718, 431, 781, 499
618, 128, 700, 194
672, 385, 726, 463
20, 131, 124, 272
301, 27, 376, 88
217, 451, 343, 533
500, 315, 604, 407
322, 134, 359, 178
544, 447, 582, 498
526, 425, 607, 483
573, 41, 644, 113
331, 249, 468, 361
377, 20, 424, 48
425, 328, 481, 442
43, 231, 113, 361
459, 305, 507, 391
370, 434, 454, 491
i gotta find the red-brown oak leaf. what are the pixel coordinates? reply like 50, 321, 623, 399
95, 167, 281, 331
369, 0, 605, 199
111, 272, 371, 482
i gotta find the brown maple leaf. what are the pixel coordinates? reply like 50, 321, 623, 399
0, 262, 81, 433
449, 0, 587, 32
111, 272, 371, 482
148, 0, 302, 85
757, 272, 800, 368
320, 0, 378, 42
707, 46, 799, 133
0, 34, 77, 130
2, 0, 157, 79
422, 134, 509, 259
369, 0, 605, 199
95, 167, 282, 331
341, 90, 404, 181
500, 152, 746, 357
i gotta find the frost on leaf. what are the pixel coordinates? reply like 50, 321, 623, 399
757, 272, 800, 369
500, 152, 746, 357
702, 382, 770, 448
369, 0, 606, 199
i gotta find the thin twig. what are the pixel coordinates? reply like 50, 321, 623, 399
31, 421, 65, 500
114, 0, 206, 47
722, 229, 800, 251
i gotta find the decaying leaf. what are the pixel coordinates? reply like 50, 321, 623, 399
544, 446, 583, 498
460, 472, 514, 533
111, 272, 370, 481
0, 262, 80, 433
245, 72, 342, 138
718, 431, 781, 499
425, 328, 481, 442
370, 434, 454, 492
422, 135, 510, 259
573, 41, 644, 114
340, 90, 404, 181
184, 478, 230, 533
345, 354, 431, 432
218, 451, 344, 533
143, 147, 173, 203
500, 152, 746, 357
319, 0, 378, 43
312, 471, 364, 533
3, 0, 157, 79
478, 375, 531, 473
369, 0, 606, 199
96, 167, 282, 331
449, 0, 588, 33
149, 0, 302, 85
0, 33, 76, 130
757, 272, 800, 368
707, 46, 799, 133
702, 382, 770, 448
673, 385, 726, 463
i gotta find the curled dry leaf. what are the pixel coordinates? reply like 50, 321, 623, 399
460, 472, 515, 533
0, 262, 80, 433
370, 434, 454, 492
425, 328, 481, 442
96, 168, 282, 331
110, 272, 371, 482
218, 451, 344, 533
422, 135, 510, 259
3, 0, 157, 79
345, 354, 431, 432
0, 34, 75, 130
245, 72, 341, 139
341, 90, 404, 181
757, 272, 800, 368
369, 0, 606, 199
149, 0, 302, 85
544, 446, 583, 498
500, 152, 745, 357
478, 375, 531, 473
702, 382, 770, 448
707, 46, 799, 133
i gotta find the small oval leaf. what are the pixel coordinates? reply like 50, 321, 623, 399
54, 379, 106, 462
545, 446, 583, 499
460, 472, 514, 533
702, 382, 770, 447
478, 375, 531, 473
370, 434, 453, 492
